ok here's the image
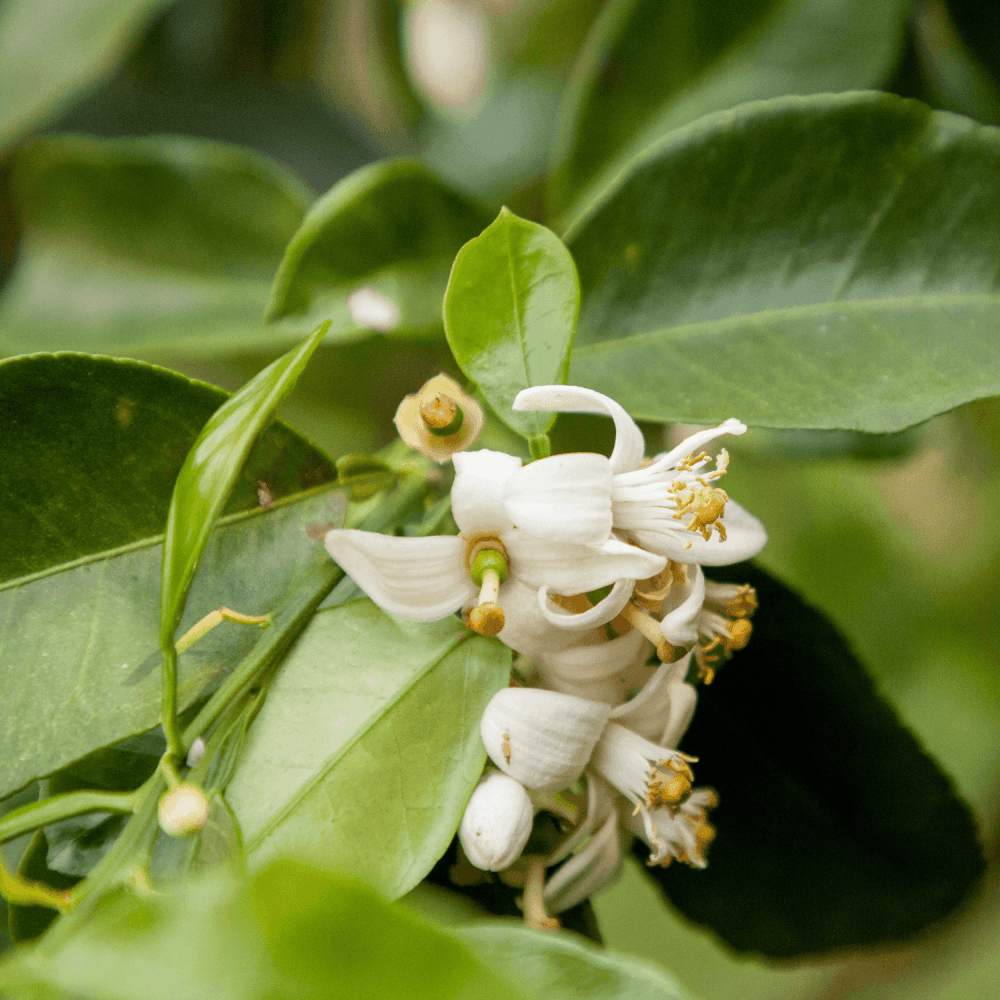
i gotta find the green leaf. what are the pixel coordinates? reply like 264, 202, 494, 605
265, 158, 492, 343
0, 135, 312, 358
160, 324, 327, 643
460, 923, 696, 1000
444, 208, 579, 439
226, 600, 510, 899
642, 562, 985, 957
0, 352, 333, 584
550, 0, 911, 215
565, 92, 1000, 432
0, 1, 174, 154
8, 831, 78, 945
0, 488, 343, 800
0, 862, 526, 1000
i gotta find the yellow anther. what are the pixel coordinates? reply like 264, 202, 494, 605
728, 618, 752, 650
678, 485, 729, 541
620, 602, 688, 662
646, 762, 693, 808
724, 584, 758, 618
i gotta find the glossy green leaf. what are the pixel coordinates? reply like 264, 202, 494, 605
566, 92, 1000, 432
265, 158, 492, 343
226, 600, 510, 899
0, 135, 312, 358
0, 353, 333, 584
0, 488, 345, 801
160, 325, 327, 644
642, 563, 984, 957
0, 0, 174, 154
444, 208, 579, 439
550, 0, 910, 215
0, 862, 526, 1000
460, 923, 695, 1000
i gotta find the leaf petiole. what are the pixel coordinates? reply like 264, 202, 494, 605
0, 854, 70, 912
0, 789, 137, 846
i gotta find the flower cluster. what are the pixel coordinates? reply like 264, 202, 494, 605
324, 377, 766, 928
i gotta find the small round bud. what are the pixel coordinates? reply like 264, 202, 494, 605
459, 770, 533, 871
158, 783, 210, 838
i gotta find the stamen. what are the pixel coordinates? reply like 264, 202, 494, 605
419, 391, 466, 437
620, 602, 688, 662
522, 857, 560, 931
467, 546, 509, 637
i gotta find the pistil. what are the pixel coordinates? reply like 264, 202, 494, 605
466, 544, 509, 637
419, 391, 465, 437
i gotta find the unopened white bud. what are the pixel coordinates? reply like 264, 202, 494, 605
480, 688, 610, 793
459, 770, 533, 871
158, 783, 210, 837
186, 737, 206, 767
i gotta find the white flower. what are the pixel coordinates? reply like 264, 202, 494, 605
509, 385, 767, 565
459, 769, 534, 871
325, 448, 666, 643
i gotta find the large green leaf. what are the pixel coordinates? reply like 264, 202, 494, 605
0, 353, 333, 583
459, 923, 695, 1000
226, 600, 510, 899
160, 326, 327, 644
0, 135, 311, 358
265, 158, 492, 343
643, 562, 984, 957
0, 862, 526, 1000
565, 92, 1000, 432
550, 0, 911, 215
0, 0, 174, 155
444, 208, 579, 439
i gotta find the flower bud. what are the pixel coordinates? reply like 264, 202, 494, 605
459, 770, 533, 871
393, 374, 483, 462
480, 688, 610, 793
158, 783, 210, 838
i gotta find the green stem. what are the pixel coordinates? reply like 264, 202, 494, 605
0, 789, 137, 845
160, 643, 184, 760
529, 433, 551, 460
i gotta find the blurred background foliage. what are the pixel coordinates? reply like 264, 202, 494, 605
2, 1, 1000, 997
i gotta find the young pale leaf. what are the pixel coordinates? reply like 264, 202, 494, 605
265, 158, 491, 343
460, 923, 696, 1000
550, 0, 910, 215
226, 600, 511, 899
160, 324, 327, 645
0, 135, 312, 359
565, 92, 1000, 432
0, 353, 333, 584
0, 862, 527, 1000
0, 1, 174, 155
444, 208, 579, 439
643, 563, 985, 957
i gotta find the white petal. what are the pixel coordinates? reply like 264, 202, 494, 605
324, 530, 475, 621
659, 564, 705, 647
547, 775, 616, 866
513, 385, 646, 474
503, 453, 612, 545
543, 812, 624, 914
480, 688, 610, 793
535, 628, 650, 705
505, 529, 666, 593
451, 449, 523, 534
645, 418, 747, 475
611, 659, 695, 744
630, 499, 767, 565
459, 770, 534, 872
495, 578, 582, 656
538, 577, 632, 631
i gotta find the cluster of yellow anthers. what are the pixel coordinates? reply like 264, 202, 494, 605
324, 375, 768, 931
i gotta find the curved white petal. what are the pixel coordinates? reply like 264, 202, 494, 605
628, 499, 767, 565
480, 687, 610, 793
543, 812, 624, 914
538, 577, 632, 631
547, 775, 616, 866
660, 564, 705, 647
505, 529, 666, 593
513, 385, 645, 474
503, 452, 612, 545
535, 628, 650, 704
451, 449, 523, 535
495, 578, 582, 656
324, 530, 475, 621
643, 418, 747, 476
611, 659, 694, 744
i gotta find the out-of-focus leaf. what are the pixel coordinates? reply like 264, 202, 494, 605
265, 158, 491, 343
642, 562, 985, 957
444, 208, 578, 439
1, 863, 526, 999
0, 0, 175, 155
226, 600, 510, 899
566, 92, 1000, 433
160, 325, 326, 645
0, 353, 333, 583
7, 831, 77, 945
460, 922, 696, 1000
551, 0, 911, 215
0, 136, 311, 358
